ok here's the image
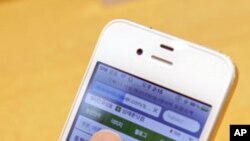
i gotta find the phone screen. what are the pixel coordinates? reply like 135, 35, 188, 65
66, 62, 211, 141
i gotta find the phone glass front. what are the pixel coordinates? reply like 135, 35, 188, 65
66, 62, 211, 141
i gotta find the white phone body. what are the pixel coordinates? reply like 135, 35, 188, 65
59, 19, 235, 141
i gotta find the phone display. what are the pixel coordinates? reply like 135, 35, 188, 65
67, 62, 211, 141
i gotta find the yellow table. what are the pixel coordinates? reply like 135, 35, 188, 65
0, 0, 249, 140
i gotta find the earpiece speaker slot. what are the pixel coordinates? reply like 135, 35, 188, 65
151, 55, 173, 66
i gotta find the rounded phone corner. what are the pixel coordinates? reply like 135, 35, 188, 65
100, 19, 130, 34
217, 52, 236, 82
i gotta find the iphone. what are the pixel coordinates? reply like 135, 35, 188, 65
59, 19, 235, 141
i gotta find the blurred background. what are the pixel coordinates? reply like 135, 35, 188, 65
0, 0, 249, 140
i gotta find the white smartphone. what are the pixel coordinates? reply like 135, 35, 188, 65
59, 19, 235, 141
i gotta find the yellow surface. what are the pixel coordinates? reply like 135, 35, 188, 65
0, 0, 249, 140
